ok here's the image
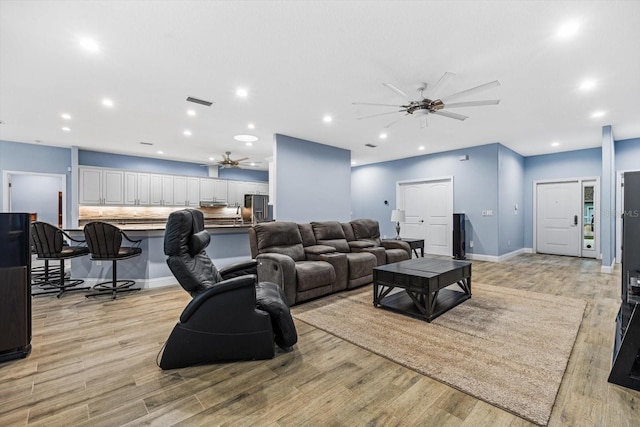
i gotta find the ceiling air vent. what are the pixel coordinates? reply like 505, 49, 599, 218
365, 143, 377, 148
139, 141, 153, 146
186, 96, 213, 106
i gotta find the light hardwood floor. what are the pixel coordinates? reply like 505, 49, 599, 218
1, 254, 638, 426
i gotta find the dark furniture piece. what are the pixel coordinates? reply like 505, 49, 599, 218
453, 213, 466, 260
30, 221, 90, 297
0, 213, 32, 363
608, 171, 640, 391
373, 257, 472, 322
160, 209, 297, 370
83, 222, 142, 299
399, 238, 425, 258
349, 218, 411, 264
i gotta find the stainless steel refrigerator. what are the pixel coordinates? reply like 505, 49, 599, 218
244, 194, 273, 224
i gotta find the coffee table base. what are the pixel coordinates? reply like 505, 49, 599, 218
375, 284, 470, 322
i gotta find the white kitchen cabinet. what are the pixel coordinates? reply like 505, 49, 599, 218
200, 178, 215, 202
124, 172, 151, 205
226, 181, 239, 207
257, 183, 269, 195
79, 167, 124, 205
174, 176, 201, 206
149, 174, 174, 206
213, 179, 227, 202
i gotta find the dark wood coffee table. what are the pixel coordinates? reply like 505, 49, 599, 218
373, 257, 472, 322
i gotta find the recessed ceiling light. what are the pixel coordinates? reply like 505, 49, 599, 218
234, 134, 258, 142
556, 20, 580, 39
183, 130, 192, 136
187, 109, 196, 116
79, 37, 100, 52
591, 110, 606, 118
551, 141, 560, 147
351, 161, 357, 165
61, 127, 70, 132
245, 142, 253, 147
102, 98, 114, 107
61, 113, 71, 120
579, 79, 596, 91
236, 88, 248, 97
208, 156, 215, 161
157, 150, 164, 154
250, 162, 256, 166
323, 115, 333, 123
247, 123, 255, 129
379, 133, 387, 139
418, 146, 425, 151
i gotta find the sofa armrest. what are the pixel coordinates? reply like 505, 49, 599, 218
219, 259, 258, 279
348, 240, 375, 252
256, 253, 297, 305
180, 275, 257, 323
304, 244, 337, 255
315, 252, 348, 292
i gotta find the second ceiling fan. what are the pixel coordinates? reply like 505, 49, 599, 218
353, 72, 501, 128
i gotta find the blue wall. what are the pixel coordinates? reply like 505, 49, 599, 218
523, 147, 602, 249
218, 167, 268, 182
274, 134, 351, 222
615, 138, 640, 172
352, 143, 503, 256
498, 145, 525, 254
10, 174, 63, 225
79, 150, 207, 176
0, 140, 73, 225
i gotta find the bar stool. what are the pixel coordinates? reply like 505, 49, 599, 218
30, 221, 90, 297
83, 222, 142, 300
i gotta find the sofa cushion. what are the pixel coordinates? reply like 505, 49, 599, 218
386, 248, 410, 263
351, 219, 382, 245
348, 240, 375, 249
311, 221, 350, 252
298, 223, 317, 247
295, 261, 336, 292
253, 221, 305, 261
341, 223, 356, 241
345, 252, 378, 279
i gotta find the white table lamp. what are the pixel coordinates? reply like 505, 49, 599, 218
390, 209, 405, 240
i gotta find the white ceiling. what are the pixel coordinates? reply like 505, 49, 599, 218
1, 1, 639, 170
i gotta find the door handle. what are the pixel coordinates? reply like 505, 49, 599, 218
419, 219, 424, 223
574, 215, 578, 226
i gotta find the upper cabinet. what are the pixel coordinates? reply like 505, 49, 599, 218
79, 166, 266, 207
79, 167, 124, 205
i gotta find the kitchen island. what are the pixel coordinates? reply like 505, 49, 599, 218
67, 223, 253, 289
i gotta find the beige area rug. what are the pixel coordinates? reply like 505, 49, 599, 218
292, 283, 586, 426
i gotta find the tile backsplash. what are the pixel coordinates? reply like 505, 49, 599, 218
79, 206, 242, 223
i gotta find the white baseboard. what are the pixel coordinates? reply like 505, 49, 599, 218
600, 260, 615, 274
466, 247, 529, 263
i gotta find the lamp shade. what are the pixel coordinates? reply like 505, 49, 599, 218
390, 209, 405, 222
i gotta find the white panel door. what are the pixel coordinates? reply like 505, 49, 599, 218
397, 178, 453, 256
425, 181, 452, 256
536, 181, 581, 256
398, 183, 426, 240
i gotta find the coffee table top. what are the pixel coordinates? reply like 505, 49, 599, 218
374, 257, 471, 278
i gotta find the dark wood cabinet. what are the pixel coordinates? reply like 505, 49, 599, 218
0, 213, 32, 363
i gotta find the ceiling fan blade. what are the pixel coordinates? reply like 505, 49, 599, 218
382, 83, 412, 102
383, 114, 408, 129
440, 80, 501, 103
234, 157, 249, 162
357, 111, 403, 120
444, 100, 501, 108
419, 116, 428, 128
424, 72, 456, 99
432, 110, 468, 121
352, 102, 404, 107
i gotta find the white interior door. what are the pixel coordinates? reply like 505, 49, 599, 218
536, 181, 581, 256
397, 178, 453, 256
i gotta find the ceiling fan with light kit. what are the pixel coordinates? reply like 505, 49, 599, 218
201, 151, 256, 169
353, 72, 501, 128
